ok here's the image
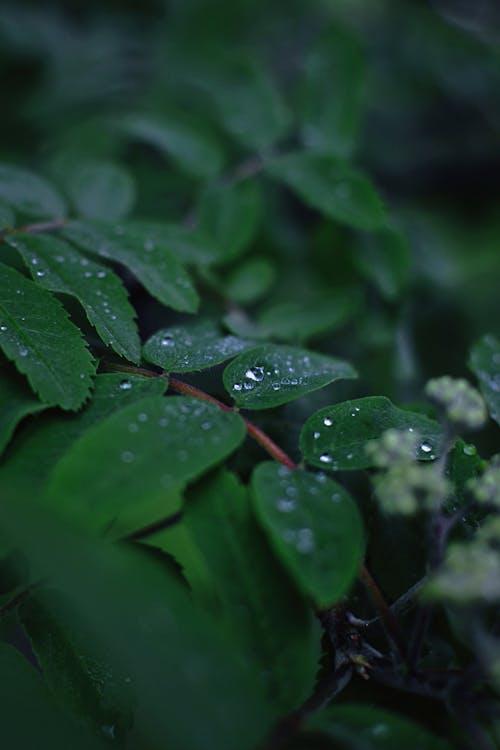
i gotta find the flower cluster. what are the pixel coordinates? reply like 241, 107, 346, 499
426, 539, 500, 603
467, 461, 500, 508
365, 428, 420, 468
425, 376, 487, 430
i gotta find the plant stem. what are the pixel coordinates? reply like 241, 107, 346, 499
359, 564, 407, 659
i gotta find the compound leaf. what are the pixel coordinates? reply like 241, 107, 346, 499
223, 343, 357, 409
0, 362, 47, 455
252, 463, 364, 607
0, 263, 94, 410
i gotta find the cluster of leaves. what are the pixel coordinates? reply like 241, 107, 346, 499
1, 1, 500, 749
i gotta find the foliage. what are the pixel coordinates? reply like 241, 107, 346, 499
0, 1, 500, 748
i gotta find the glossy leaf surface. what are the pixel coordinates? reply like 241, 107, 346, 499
252, 463, 364, 607
223, 343, 357, 409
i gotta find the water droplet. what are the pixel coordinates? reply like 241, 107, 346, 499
244, 381, 254, 390
331, 493, 341, 502
55, 255, 65, 263
319, 453, 333, 464
97, 270, 106, 279
346, 452, 353, 460
80, 257, 89, 266
278, 466, 291, 478
84, 271, 93, 278
323, 417, 333, 427
408, 427, 414, 432
144, 240, 154, 251
420, 442, 432, 453
31, 258, 38, 265
138, 412, 148, 422
245, 366, 264, 382
158, 417, 168, 427
128, 423, 138, 433
18, 347, 28, 357
161, 334, 175, 347
36, 270, 45, 277
271, 382, 280, 390
296, 528, 314, 554
233, 383, 243, 391
463, 444, 476, 456
121, 451, 134, 463
201, 421, 211, 430
277, 498, 295, 513
0, 325, 6, 332
313, 431, 320, 439
119, 379, 132, 390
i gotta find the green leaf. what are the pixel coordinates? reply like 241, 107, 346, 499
354, 227, 410, 300
62, 220, 199, 312
225, 256, 276, 304
0, 643, 107, 749
0, 362, 46, 456
118, 112, 224, 178
20, 588, 133, 740
0, 163, 67, 219
0, 263, 94, 409
305, 704, 452, 749
298, 26, 365, 158
0, 373, 168, 497
252, 463, 364, 607
0, 199, 15, 228
7, 233, 141, 363
191, 58, 290, 151
257, 291, 359, 342
223, 343, 357, 410
300, 397, 443, 471
0, 500, 273, 750
469, 334, 500, 426
267, 152, 386, 230
198, 179, 262, 263
46, 396, 246, 534
445, 439, 484, 505
66, 159, 136, 221
155, 470, 321, 713
143, 320, 254, 373
119, 219, 219, 265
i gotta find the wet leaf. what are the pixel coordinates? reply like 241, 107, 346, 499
300, 396, 443, 471
0, 163, 66, 219
223, 343, 357, 410
252, 463, 364, 607
0, 262, 94, 409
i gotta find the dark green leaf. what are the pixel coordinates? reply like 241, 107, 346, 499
300, 397, 443, 471
20, 588, 133, 739
305, 704, 452, 749
0, 199, 15, 228
119, 219, 219, 265
354, 227, 410, 300
267, 152, 386, 230
0, 263, 94, 409
0, 643, 107, 749
0, 373, 167, 497
118, 112, 224, 178
62, 220, 199, 312
0, 362, 46, 456
469, 334, 500, 426
154, 470, 320, 712
46, 396, 246, 534
445, 439, 484, 505
143, 320, 254, 373
223, 343, 357, 410
66, 159, 135, 221
252, 463, 364, 607
0, 163, 67, 219
257, 291, 359, 342
198, 179, 262, 263
0, 500, 273, 750
7, 233, 141, 362
298, 26, 365, 158
225, 256, 276, 304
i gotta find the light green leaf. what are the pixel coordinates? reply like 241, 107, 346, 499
299, 26, 365, 158
0, 199, 15, 228
223, 343, 357, 410
0, 163, 67, 219
20, 588, 133, 740
469, 334, 500, 426
154, 470, 321, 713
305, 704, 453, 749
0, 643, 107, 749
118, 112, 224, 178
267, 152, 386, 230
0, 363, 46, 456
0, 500, 273, 750
198, 179, 262, 263
300, 397, 443, 471
252, 463, 364, 607
190, 58, 290, 151
257, 291, 360, 342
143, 320, 254, 373
46, 396, 246, 534
66, 159, 135, 221
62, 220, 199, 312
0, 373, 168, 497
7, 233, 141, 363
0, 263, 94, 409
225, 256, 276, 304
354, 227, 410, 300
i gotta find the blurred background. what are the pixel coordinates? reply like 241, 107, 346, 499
0, 0, 499, 411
